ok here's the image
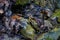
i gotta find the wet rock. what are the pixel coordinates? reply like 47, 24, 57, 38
57, 36, 60, 40
24, 2, 42, 18
40, 20, 53, 32
57, 0, 60, 8
51, 17, 60, 25
44, 20, 53, 28
5, 10, 12, 17
44, 8, 53, 17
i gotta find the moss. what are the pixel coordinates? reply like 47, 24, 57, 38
52, 9, 60, 22
45, 36, 53, 40
20, 23, 35, 40
16, 0, 29, 5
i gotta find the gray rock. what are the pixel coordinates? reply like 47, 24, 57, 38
44, 20, 53, 28
51, 17, 58, 25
